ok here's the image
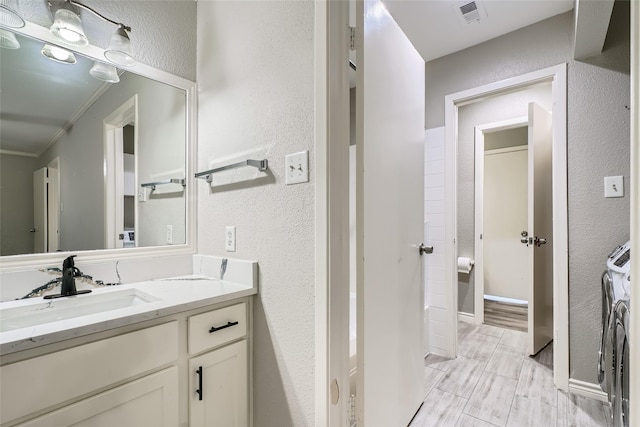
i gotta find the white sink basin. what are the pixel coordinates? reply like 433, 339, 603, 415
0, 289, 159, 333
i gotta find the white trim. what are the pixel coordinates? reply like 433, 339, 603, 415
445, 64, 569, 390
474, 116, 528, 326
314, 2, 350, 426
484, 146, 528, 156
458, 312, 475, 323
0, 150, 38, 158
568, 379, 609, 403
629, 1, 639, 426
484, 295, 527, 305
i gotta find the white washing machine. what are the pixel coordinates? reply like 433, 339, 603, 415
612, 298, 630, 427
598, 241, 631, 426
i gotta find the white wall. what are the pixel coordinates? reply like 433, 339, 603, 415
0, 154, 38, 256
424, 127, 447, 355
196, 2, 316, 426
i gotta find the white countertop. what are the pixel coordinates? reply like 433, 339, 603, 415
0, 276, 256, 355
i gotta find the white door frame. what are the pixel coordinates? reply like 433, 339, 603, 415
314, 1, 350, 426
473, 117, 528, 325
47, 157, 61, 252
445, 63, 569, 390
103, 95, 138, 250
629, 1, 638, 425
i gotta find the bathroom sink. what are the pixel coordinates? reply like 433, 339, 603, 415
0, 289, 160, 333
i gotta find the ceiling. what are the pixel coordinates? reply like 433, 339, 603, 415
381, 0, 575, 62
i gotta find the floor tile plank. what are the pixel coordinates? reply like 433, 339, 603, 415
463, 372, 518, 426
436, 356, 486, 399
409, 389, 467, 427
485, 345, 525, 380
507, 396, 557, 427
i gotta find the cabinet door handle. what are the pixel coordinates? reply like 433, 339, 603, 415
209, 321, 239, 333
196, 366, 203, 401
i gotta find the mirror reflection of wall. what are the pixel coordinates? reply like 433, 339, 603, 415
0, 31, 187, 256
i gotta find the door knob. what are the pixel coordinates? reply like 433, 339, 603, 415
520, 231, 529, 245
534, 237, 547, 247
419, 244, 434, 255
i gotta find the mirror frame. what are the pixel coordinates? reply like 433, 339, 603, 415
0, 22, 197, 270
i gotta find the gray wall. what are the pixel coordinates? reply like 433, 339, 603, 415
0, 154, 38, 256
40, 73, 186, 251
426, 7, 630, 384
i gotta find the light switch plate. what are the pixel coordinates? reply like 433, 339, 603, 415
604, 176, 624, 198
285, 150, 309, 185
225, 226, 236, 252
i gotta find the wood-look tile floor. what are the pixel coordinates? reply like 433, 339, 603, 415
484, 300, 528, 333
410, 322, 612, 427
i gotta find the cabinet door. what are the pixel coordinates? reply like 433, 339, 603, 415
17, 367, 178, 427
190, 340, 248, 426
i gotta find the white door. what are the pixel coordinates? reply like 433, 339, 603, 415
47, 159, 60, 252
527, 102, 554, 355
356, 0, 425, 425
33, 167, 47, 253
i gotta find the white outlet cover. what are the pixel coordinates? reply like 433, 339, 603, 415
225, 226, 236, 252
285, 150, 309, 185
604, 176, 624, 198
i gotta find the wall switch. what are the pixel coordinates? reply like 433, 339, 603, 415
285, 150, 309, 185
225, 226, 236, 252
604, 176, 624, 198
166, 225, 173, 244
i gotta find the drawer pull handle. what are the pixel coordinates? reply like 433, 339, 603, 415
196, 366, 203, 401
209, 321, 239, 333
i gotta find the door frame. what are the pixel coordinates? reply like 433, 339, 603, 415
47, 157, 61, 252
314, 1, 350, 426
473, 116, 528, 325
444, 63, 569, 390
103, 95, 138, 250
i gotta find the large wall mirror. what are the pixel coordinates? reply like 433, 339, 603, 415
0, 24, 196, 266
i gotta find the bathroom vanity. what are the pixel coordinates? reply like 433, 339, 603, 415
0, 256, 257, 427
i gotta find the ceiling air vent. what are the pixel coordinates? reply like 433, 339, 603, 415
456, 0, 487, 25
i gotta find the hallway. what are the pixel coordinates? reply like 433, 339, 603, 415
410, 322, 611, 426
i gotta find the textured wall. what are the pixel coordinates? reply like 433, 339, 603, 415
196, 2, 316, 426
17, 0, 196, 80
426, 7, 630, 383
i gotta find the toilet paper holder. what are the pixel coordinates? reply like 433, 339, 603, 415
457, 257, 475, 274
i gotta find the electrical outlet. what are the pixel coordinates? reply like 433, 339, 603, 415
166, 225, 173, 244
285, 150, 309, 185
225, 226, 236, 252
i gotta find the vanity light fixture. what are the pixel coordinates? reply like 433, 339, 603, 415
48, 0, 137, 67
49, 1, 88, 47
0, 0, 25, 29
41, 43, 77, 64
89, 61, 120, 83
0, 28, 20, 49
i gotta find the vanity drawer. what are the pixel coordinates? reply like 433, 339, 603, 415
188, 303, 246, 355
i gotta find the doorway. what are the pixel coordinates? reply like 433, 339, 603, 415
475, 121, 529, 332
444, 64, 569, 389
104, 95, 138, 249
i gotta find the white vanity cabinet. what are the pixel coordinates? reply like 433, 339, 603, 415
0, 298, 252, 427
188, 302, 249, 427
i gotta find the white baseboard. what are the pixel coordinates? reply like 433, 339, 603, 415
457, 312, 475, 323
568, 379, 608, 402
